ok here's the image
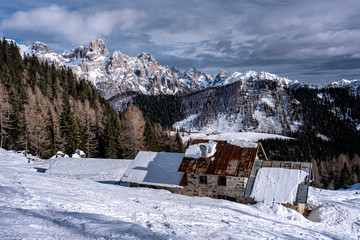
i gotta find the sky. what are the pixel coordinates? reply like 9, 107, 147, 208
1, 0, 360, 84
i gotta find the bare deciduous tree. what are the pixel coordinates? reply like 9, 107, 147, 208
123, 104, 145, 158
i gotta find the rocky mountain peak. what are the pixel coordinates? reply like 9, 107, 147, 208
218, 69, 227, 78
86, 39, 109, 60
213, 69, 227, 86
32, 41, 53, 54
137, 52, 155, 62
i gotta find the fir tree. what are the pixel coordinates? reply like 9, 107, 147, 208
59, 93, 78, 154
104, 113, 122, 158
144, 119, 159, 152
175, 130, 185, 153
338, 163, 353, 189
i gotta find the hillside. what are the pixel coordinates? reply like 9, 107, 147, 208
1, 149, 359, 239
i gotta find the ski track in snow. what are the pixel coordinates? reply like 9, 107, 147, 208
0, 149, 359, 239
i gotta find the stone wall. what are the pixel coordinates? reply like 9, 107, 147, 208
179, 173, 255, 203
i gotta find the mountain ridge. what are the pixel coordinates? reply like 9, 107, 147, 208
17, 39, 360, 100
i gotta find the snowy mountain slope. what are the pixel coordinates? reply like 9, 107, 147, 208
174, 79, 302, 134
1, 149, 359, 239
212, 70, 301, 89
325, 79, 360, 96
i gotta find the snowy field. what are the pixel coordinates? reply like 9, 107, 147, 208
1, 148, 359, 239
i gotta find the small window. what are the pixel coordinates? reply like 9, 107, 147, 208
199, 175, 207, 184
218, 195, 226, 200
218, 176, 226, 186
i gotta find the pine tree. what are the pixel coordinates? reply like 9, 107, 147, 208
175, 130, 185, 153
338, 163, 353, 189
59, 93, 78, 155
0, 84, 12, 148
104, 112, 122, 158
144, 119, 159, 152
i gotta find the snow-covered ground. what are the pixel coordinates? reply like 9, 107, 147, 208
1, 148, 359, 239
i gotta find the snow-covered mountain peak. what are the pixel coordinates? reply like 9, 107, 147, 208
137, 52, 155, 61
32, 41, 53, 54
328, 79, 360, 88
325, 79, 360, 96
218, 69, 227, 78
86, 39, 110, 60
178, 67, 214, 91
213, 70, 298, 89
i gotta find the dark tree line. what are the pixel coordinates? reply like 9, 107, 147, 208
132, 94, 184, 128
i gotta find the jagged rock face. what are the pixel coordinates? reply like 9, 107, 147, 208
32, 41, 53, 54
106, 51, 189, 95
87, 39, 109, 60
213, 69, 227, 86
178, 68, 214, 91
25, 39, 191, 99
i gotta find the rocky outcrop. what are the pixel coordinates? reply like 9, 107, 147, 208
32, 41, 53, 54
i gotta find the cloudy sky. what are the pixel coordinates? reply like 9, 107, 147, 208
1, 0, 360, 84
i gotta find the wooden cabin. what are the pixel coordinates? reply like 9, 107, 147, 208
177, 139, 268, 203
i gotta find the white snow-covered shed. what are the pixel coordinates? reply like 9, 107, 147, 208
250, 167, 308, 204
46, 158, 132, 182
121, 151, 185, 188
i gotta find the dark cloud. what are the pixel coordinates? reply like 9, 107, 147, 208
0, 0, 360, 84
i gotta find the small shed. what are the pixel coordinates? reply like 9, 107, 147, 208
120, 151, 185, 189
46, 158, 132, 183
246, 160, 312, 213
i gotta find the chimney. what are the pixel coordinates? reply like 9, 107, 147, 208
199, 145, 208, 158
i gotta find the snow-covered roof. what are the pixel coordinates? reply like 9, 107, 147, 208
185, 141, 217, 158
250, 168, 308, 204
46, 158, 132, 181
121, 151, 185, 188
179, 139, 264, 177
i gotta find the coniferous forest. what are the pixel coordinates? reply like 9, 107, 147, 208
0, 39, 183, 159
261, 88, 360, 189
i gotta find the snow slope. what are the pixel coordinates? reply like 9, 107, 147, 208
0, 148, 359, 239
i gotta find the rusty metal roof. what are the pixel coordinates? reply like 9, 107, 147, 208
178, 139, 263, 178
